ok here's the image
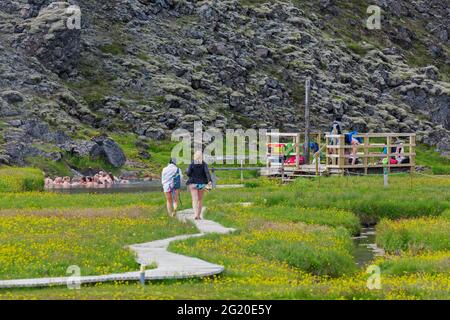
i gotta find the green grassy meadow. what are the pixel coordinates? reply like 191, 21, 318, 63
0, 206, 197, 280
0, 173, 448, 300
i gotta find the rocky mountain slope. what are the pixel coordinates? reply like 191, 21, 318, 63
0, 0, 449, 174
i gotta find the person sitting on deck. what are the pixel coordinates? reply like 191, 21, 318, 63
394, 140, 408, 164
327, 120, 342, 165
345, 131, 362, 165
330, 120, 342, 145
350, 136, 360, 165
379, 140, 409, 165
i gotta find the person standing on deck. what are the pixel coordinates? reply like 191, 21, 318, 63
350, 136, 360, 165
186, 151, 212, 220
329, 119, 342, 165
161, 158, 183, 217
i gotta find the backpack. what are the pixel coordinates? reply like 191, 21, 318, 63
309, 142, 319, 153
173, 168, 181, 189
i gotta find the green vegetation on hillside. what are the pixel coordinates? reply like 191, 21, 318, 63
416, 144, 450, 174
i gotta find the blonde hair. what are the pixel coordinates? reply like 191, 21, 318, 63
193, 150, 203, 164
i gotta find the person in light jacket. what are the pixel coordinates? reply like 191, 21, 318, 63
161, 158, 183, 217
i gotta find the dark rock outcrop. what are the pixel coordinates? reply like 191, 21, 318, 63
17, 1, 81, 76
91, 135, 127, 168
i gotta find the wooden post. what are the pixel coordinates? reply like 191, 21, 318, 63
338, 134, 345, 173
211, 168, 217, 188
410, 134, 416, 174
295, 133, 300, 170
240, 159, 244, 182
140, 265, 146, 286
383, 166, 389, 187
315, 154, 319, 176
364, 134, 369, 175
410, 134, 415, 188
267, 134, 271, 175
386, 136, 391, 173
304, 78, 311, 164
317, 132, 321, 157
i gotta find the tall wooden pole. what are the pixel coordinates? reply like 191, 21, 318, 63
304, 78, 311, 164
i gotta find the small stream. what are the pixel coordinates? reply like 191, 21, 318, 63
352, 227, 385, 267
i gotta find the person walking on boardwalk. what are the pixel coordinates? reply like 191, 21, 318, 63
161, 158, 183, 217
186, 151, 212, 220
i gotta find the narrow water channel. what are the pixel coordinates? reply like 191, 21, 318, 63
352, 227, 385, 267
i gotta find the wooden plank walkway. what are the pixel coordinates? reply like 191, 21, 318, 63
0, 208, 236, 289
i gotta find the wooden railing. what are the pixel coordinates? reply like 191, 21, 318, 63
263, 132, 416, 177
313, 144, 326, 176
325, 133, 416, 174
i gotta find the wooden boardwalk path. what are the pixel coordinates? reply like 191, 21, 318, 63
0, 208, 235, 289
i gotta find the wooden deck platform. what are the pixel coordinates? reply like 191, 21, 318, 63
262, 132, 416, 180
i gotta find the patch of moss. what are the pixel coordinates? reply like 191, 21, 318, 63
137, 52, 150, 62
263, 64, 284, 82
63, 153, 118, 175
153, 96, 166, 104
234, 114, 256, 127
347, 42, 369, 56
406, 42, 434, 68
239, 0, 272, 6
31, 143, 61, 153
291, 83, 306, 105
99, 42, 126, 56
25, 157, 71, 177
71, 126, 102, 141
65, 56, 113, 109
